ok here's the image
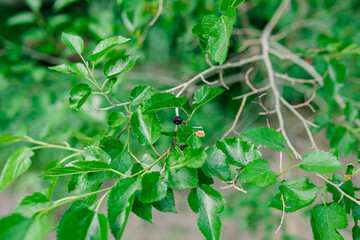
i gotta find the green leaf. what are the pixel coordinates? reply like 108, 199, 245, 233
107, 112, 128, 128
0, 214, 46, 240
14, 192, 52, 216
327, 174, 355, 214
72, 161, 110, 171
89, 36, 130, 61
6, 12, 35, 26
216, 137, 261, 167
187, 185, 225, 240
0, 134, 23, 145
69, 83, 92, 110
329, 126, 356, 157
300, 150, 343, 174
201, 146, 231, 181
103, 55, 139, 78
49, 63, 88, 78
328, 59, 346, 83
82, 146, 111, 163
41, 166, 99, 176
107, 178, 141, 240
191, 86, 225, 110
241, 159, 276, 187
167, 148, 207, 170
138, 172, 167, 204
0, 146, 34, 193
177, 125, 194, 143
132, 195, 152, 223
169, 168, 198, 190
269, 177, 320, 213
139, 153, 163, 173
152, 189, 177, 213
53, 0, 80, 11
61, 32, 84, 55
130, 108, 162, 145
110, 152, 132, 174
242, 127, 288, 151
57, 204, 108, 240
195, 8, 236, 64
345, 164, 355, 175
144, 92, 188, 112
25, 0, 42, 11
311, 203, 347, 240
130, 85, 155, 106
220, 0, 245, 11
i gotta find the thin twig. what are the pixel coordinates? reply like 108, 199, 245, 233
220, 169, 247, 194
96, 101, 131, 111
221, 96, 247, 140
149, 0, 164, 26
316, 173, 360, 206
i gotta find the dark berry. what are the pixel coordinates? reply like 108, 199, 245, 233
172, 116, 183, 125
180, 145, 188, 151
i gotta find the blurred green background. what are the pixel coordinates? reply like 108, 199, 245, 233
0, 0, 359, 239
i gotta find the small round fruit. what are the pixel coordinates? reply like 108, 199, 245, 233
172, 116, 183, 125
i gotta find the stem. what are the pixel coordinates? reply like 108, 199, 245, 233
276, 163, 302, 177
180, 107, 190, 119
25, 137, 81, 153
95, 190, 111, 212
59, 152, 81, 164
150, 144, 161, 157
109, 168, 127, 177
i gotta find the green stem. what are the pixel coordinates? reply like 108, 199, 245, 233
95, 190, 111, 212
352, 168, 360, 177
180, 107, 190, 119
59, 152, 81, 164
276, 163, 301, 177
110, 168, 127, 177
25, 137, 81, 153
129, 151, 141, 163
150, 144, 161, 157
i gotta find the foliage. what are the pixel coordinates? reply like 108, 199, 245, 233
0, 0, 360, 239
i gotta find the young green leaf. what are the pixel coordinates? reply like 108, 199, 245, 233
311, 203, 347, 240
195, 8, 236, 64
53, 0, 80, 12
132, 195, 152, 223
41, 166, 99, 177
61, 32, 84, 55
328, 59, 346, 83
69, 83, 92, 111
216, 137, 261, 167
327, 174, 355, 214
241, 159, 276, 187
177, 125, 194, 143
0, 146, 34, 193
269, 177, 320, 213
0, 214, 45, 240
167, 148, 207, 170
82, 146, 111, 163
49, 63, 88, 78
219, 0, 245, 11
144, 92, 188, 112
168, 168, 199, 190
0, 134, 23, 145
138, 172, 168, 204
300, 150, 343, 174
110, 152, 132, 174
107, 178, 141, 240
139, 153, 164, 173
107, 112, 128, 128
188, 185, 225, 240
103, 55, 139, 78
201, 146, 231, 181
242, 127, 288, 151
130, 85, 155, 106
71, 161, 111, 171
152, 189, 177, 213
25, 0, 42, 11
14, 192, 52, 216
6, 12, 35, 26
89, 36, 130, 61
191, 86, 224, 110
130, 108, 162, 145
57, 204, 108, 240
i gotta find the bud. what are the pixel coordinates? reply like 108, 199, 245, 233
195, 130, 205, 138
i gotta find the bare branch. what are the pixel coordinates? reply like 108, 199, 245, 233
221, 96, 247, 141
232, 85, 271, 100
96, 101, 131, 111
149, 0, 164, 26
275, 72, 317, 85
